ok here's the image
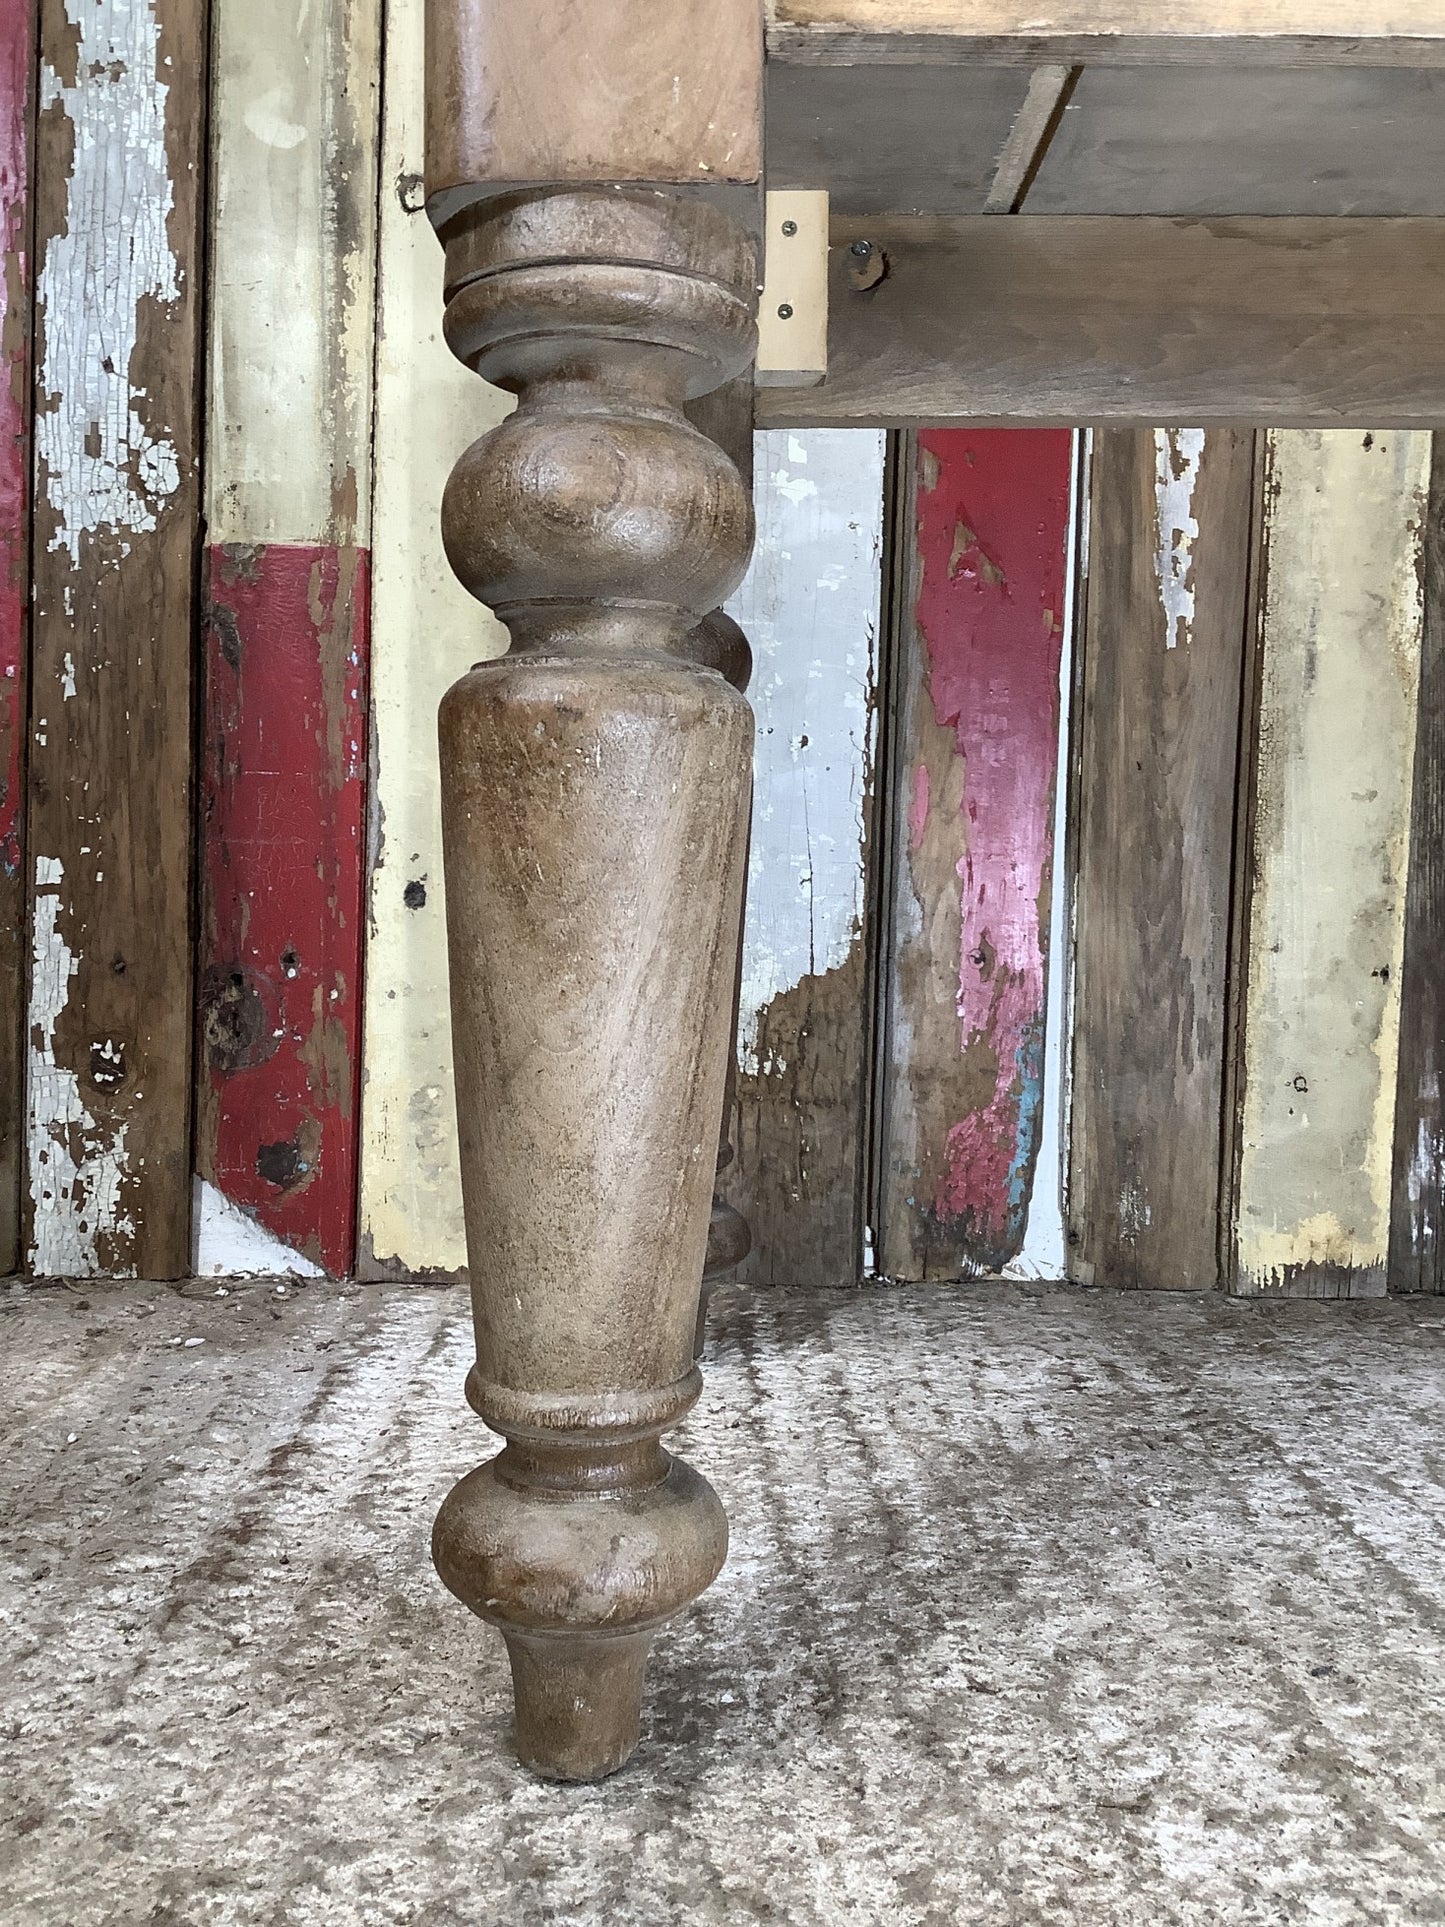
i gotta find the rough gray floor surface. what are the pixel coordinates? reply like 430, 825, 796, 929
3, 1278, 1445, 1926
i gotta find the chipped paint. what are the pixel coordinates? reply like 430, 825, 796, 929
28, 856, 135, 1276
726, 429, 886, 1078
198, 546, 370, 1276
879, 430, 1074, 1278
34, 0, 181, 569
357, 0, 508, 1277
1154, 428, 1205, 650
1236, 430, 1429, 1295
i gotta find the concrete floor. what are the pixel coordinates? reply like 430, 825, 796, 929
3, 1279, 1445, 1926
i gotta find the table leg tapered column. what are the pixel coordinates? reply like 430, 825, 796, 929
429, 190, 758, 1780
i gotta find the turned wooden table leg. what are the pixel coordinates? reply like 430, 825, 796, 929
428, 190, 758, 1780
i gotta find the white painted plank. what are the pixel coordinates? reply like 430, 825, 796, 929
356, 0, 510, 1278
1236, 428, 1429, 1295
722, 428, 885, 1289
728, 429, 885, 1079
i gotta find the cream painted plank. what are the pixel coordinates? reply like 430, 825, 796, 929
207, 0, 378, 547
1234, 429, 1429, 1298
356, 0, 510, 1279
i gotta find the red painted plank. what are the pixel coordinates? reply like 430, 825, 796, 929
881, 429, 1073, 1275
198, 544, 370, 1276
0, 0, 33, 1271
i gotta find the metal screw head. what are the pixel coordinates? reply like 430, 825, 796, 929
777, 303, 793, 319
850, 240, 872, 258
781, 219, 798, 236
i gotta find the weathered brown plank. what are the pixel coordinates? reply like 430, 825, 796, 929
1390, 435, 1445, 1294
0, 0, 35, 1276
26, 0, 204, 1277
755, 217, 1445, 431
1068, 430, 1256, 1291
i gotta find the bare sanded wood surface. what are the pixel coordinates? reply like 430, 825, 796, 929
26, 0, 205, 1278
1027, 68, 1445, 216
1390, 438, 1445, 1296
0, 0, 34, 1276
425, 0, 762, 223
755, 218, 1445, 430
1233, 431, 1429, 1299
1068, 431, 1256, 1292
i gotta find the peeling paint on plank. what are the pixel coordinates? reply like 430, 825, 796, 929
1235, 429, 1429, 1298
35, 0, 181, 570
878, 429, 1073, 1279
28, 855, 136, 1275
719, 428, 886, 1290
197, 545, 370, 1278
26, 0, 204, 1278
0, 0, 35, 1270
1154, 428, 1205, 651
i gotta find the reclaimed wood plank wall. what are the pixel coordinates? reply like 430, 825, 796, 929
2, 0, 1444, 1293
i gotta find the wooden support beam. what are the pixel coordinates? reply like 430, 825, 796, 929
756, 218, 1445, 430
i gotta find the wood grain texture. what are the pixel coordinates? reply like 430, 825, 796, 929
1233, 430, 1429, 1299
424, 0, 762, 223
755, 217, 1445, 431
1027, 67, 1445, 216
768, 28, 1445, 65
768, 0, 1445, 40
357, 0, 507, 1281
1391, 438, 1445, 1295
983, 65, 1079, 214
26, 0, 204, 1278
0, 0, 35, 1275
720, 428, 886, 1292
877, 429, 1073, 1280
199, 0, 380, 1279
1068, 430, 1256, 1292
766, 59, 1029, 216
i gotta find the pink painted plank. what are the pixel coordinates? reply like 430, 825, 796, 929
879, 428, 1074, 1278
198, 544, 370, 1276
0, 0, 34, 1272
